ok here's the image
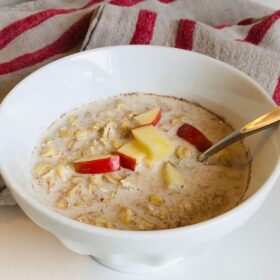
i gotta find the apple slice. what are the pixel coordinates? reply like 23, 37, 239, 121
163, 161, 185, 189
116, 141, 146, 171
73, 155, 120, 174
134, 107, 161, 126
177, 123, 212, 152
132, 124, 174, 161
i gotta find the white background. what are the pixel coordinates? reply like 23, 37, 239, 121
0, 0, 280, 279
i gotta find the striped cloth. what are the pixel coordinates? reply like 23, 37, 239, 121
1, 0, 280, 205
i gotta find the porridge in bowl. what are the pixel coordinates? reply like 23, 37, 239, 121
32, 93, 251, 230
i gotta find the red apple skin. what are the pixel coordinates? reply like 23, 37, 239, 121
151, 110, 161, 126
177, 123, 212, 152
73, 155, 121, 174
116, 152, 136, 171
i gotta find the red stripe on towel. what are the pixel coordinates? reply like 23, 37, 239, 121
109, 0, 144, 7
158, 0, 177, 3
243, 10, 280, 45
130, 9, 157, 44
273, 77, 280, 105
214, 24, 231, 29
238, 17, 254, 25
0, 13, 93, 75
175, 19, 196, 50
0, 0, 101, 50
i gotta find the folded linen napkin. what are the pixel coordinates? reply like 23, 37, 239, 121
0, 0, 279, 205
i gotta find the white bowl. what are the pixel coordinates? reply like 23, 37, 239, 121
0, 46, 279, 274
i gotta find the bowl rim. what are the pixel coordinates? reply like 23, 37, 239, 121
0, 45, 279, 238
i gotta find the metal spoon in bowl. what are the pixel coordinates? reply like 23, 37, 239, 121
198, 107, 280, 162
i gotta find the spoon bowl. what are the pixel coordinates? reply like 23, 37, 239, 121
199, 107, 280, 161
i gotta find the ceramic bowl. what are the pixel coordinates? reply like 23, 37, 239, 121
0, 46, 279, 274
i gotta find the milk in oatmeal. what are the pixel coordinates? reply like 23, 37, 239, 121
31, 93, 251, 230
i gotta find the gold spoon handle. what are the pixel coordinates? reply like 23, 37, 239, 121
199, 107, 280, 162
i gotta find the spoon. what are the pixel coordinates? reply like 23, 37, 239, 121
199, 107, 280, 162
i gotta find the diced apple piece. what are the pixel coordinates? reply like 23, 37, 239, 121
143, 158, 156, 168
163, 162, 185, 189
73, 155, 120, 174
132, 125, 174, 161
177, 123, 212, 152
134, 107, 161, 126
116, 141, 145, 171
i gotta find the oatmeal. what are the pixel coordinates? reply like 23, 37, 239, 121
31, 93, 251, 230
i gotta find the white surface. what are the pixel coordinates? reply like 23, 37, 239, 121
0, 0, 280, 279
